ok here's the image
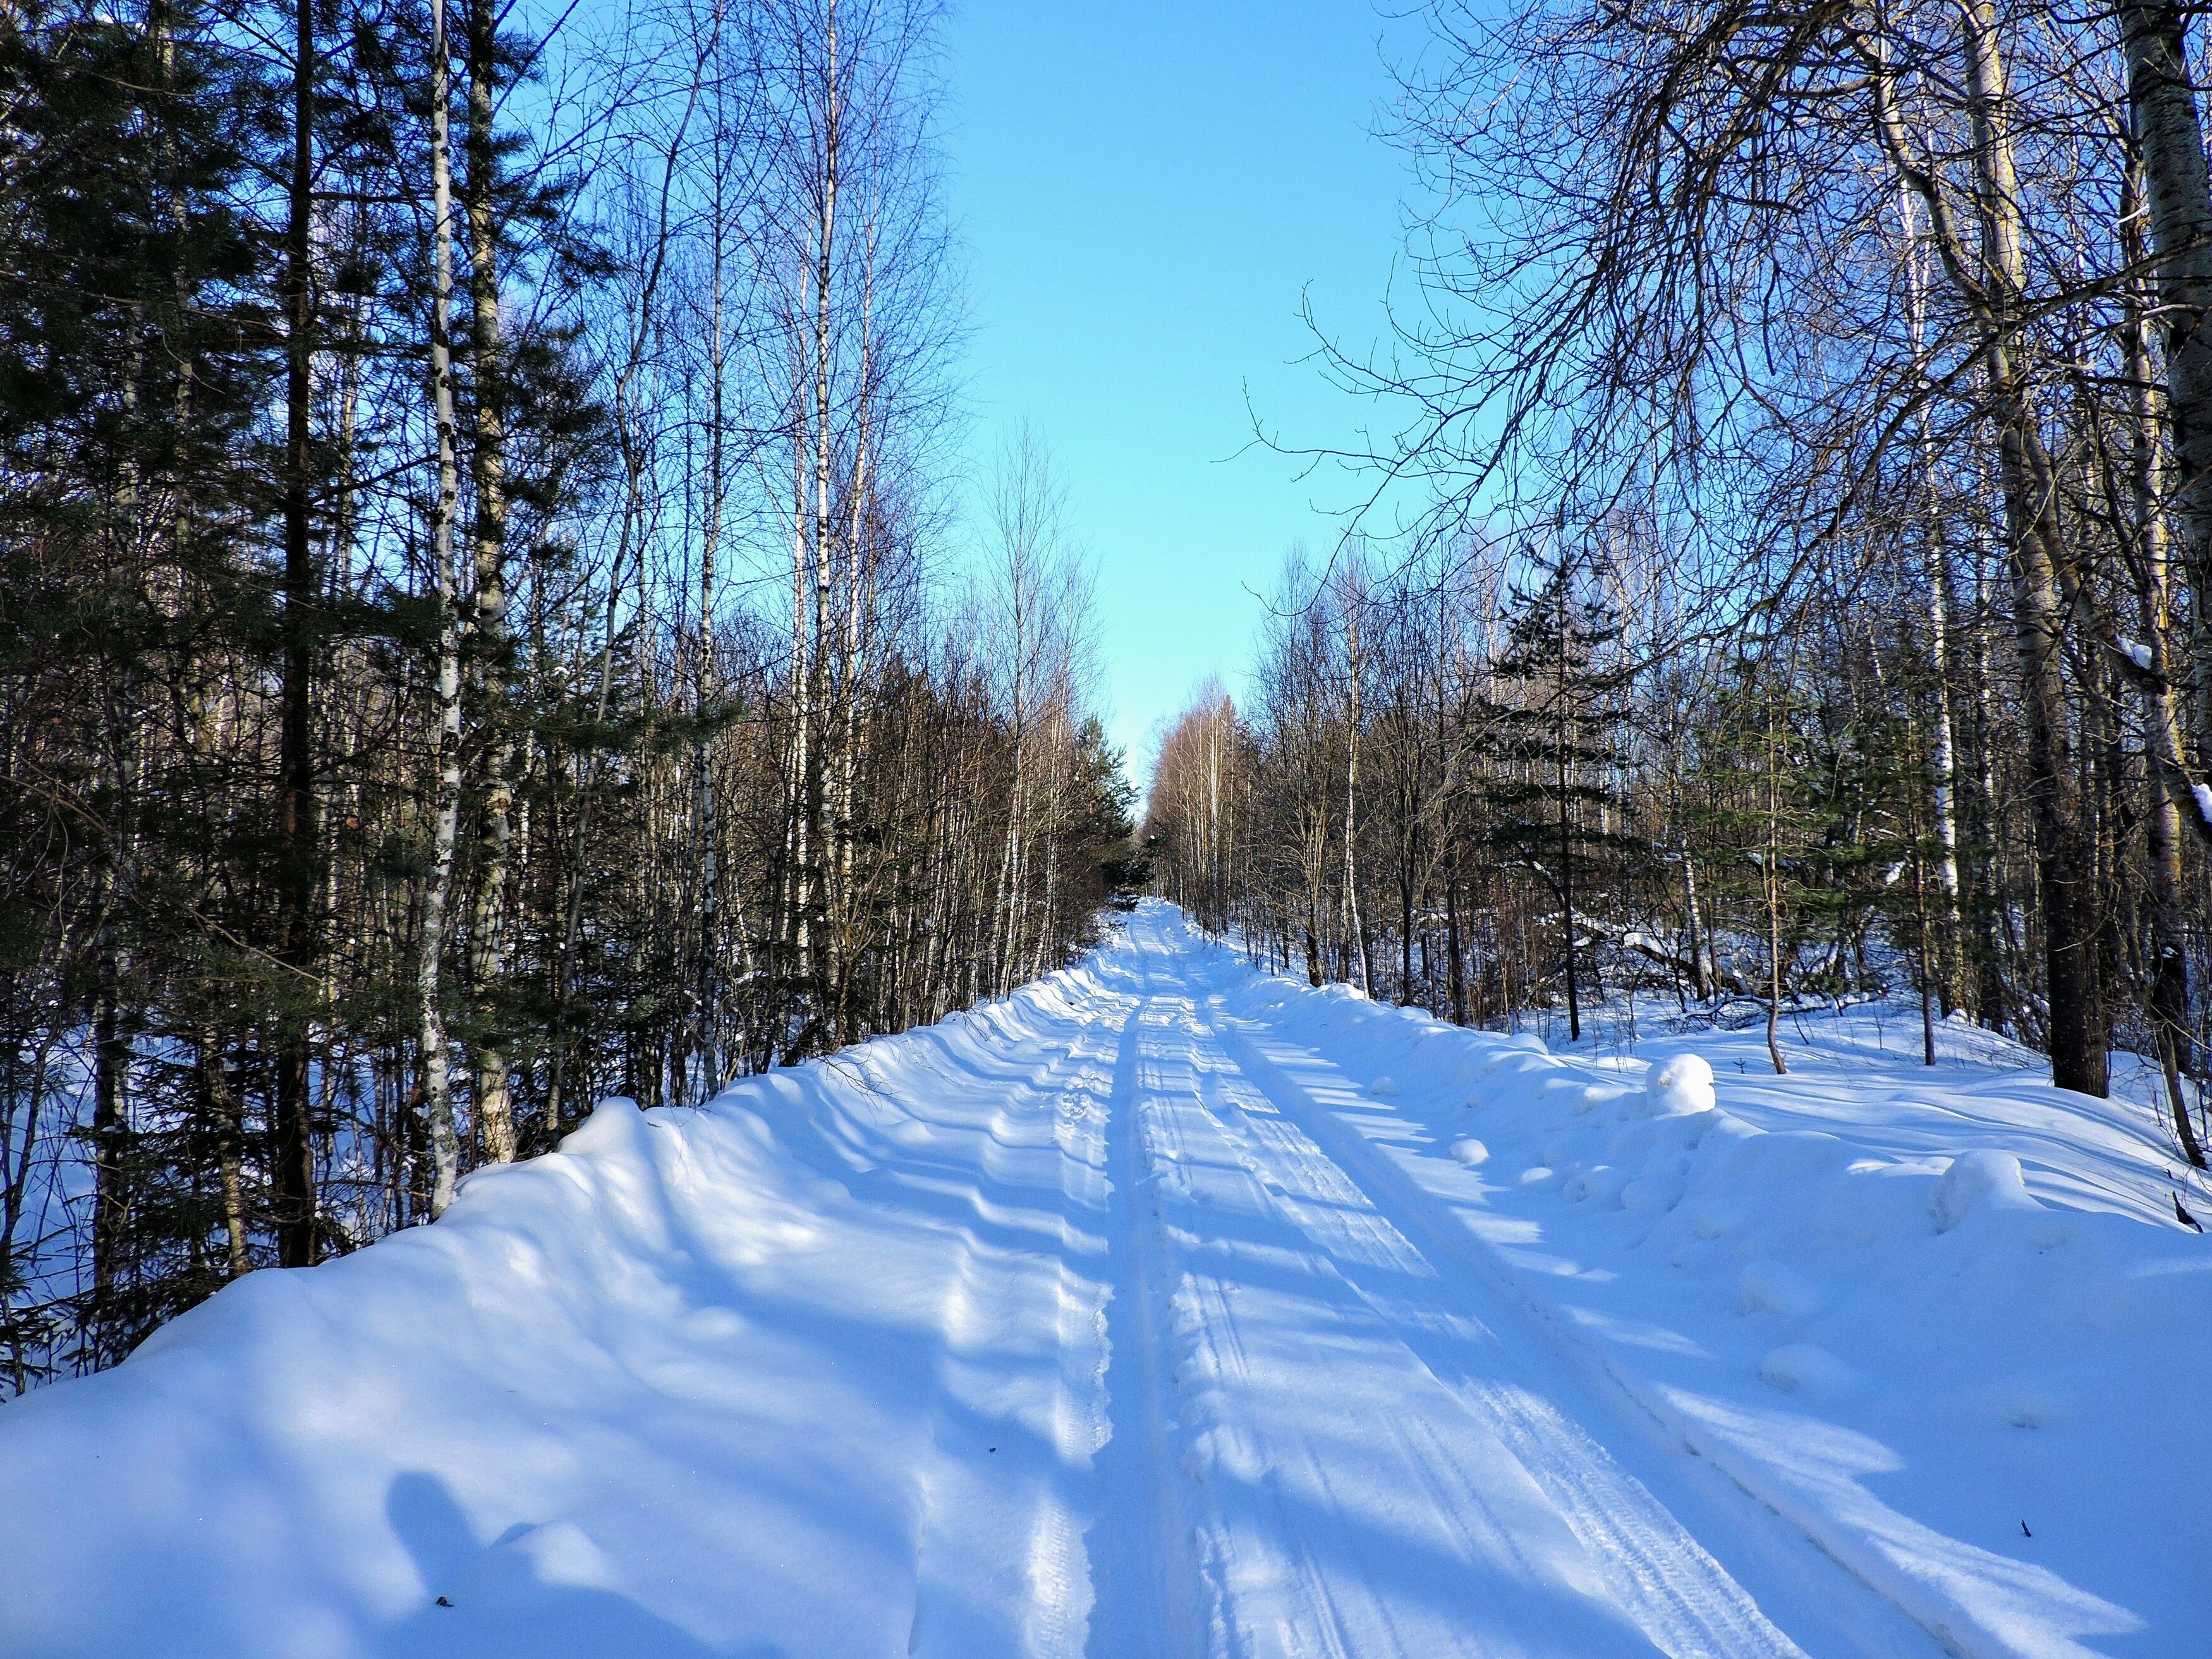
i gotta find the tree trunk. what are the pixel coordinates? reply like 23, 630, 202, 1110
1446, 856, 1468, 1024
1912, 2, 2108, 1091
2121, 171, 2208, 1165
1557, 605, 1579, 1045
273, 0, 320, 1268
1764, 695, 1788, 1076
463, 0, 515, 1162
203, 1030, 250, 1277
1343, 588, 1374, 995
2120, 0, 2212, 762
1900, 185, 1964, 1006
419, 0, 465, 1218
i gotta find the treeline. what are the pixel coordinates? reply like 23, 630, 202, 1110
0, 0, 1129, 1392
1150, 0, 2212, 1176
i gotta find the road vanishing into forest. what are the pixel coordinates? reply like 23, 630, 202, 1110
4, 901, 2155, 1659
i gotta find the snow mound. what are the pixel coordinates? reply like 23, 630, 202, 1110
1932, 1149, 2039, 1232
1758, 1343, 1856, 1395
1737, 1260, 1822, 1318
1449, 1137, 1490, 1167
1641, 1052, 1716, 1117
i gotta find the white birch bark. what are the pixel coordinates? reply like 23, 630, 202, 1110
420, 0, 465, 1216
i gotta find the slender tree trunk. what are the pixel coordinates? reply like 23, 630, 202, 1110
90, 938, 126, 1337
463, 0, 515, 1162
274, 0, 320, 1268
1682, 844, 1710, 1000
1966, 541, 2012, 1030
1303, 841, 1324, 987
1343, 590, 1373, 995
2122, 173, 2208, 1165
1954, 6, 2106, 1090
1445, 855, 1468, 1024
419, 0, 465, 1218
1915, 837, 1938, 1067
1764, 697, 1788, 1076
1870, 9, 2105, 1084
695, 232, 727, 1102
1557, 596, 1579, 1044
799, 0, 841, 1036
1901, 187, 1964, 1004
203, 1030, 250, 1277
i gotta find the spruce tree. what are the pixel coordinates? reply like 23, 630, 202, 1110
1484, 545, 1640, 1043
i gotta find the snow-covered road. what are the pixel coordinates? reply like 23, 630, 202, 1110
0, 903, 2199, 1658
1088, 923, 1811, 1659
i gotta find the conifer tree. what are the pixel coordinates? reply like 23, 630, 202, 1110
1485, 545, 1639, 1043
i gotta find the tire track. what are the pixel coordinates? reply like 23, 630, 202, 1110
903, 986, 1126, 1658
1109, 971, 1674, 1658
1191, 996, 1805, 1659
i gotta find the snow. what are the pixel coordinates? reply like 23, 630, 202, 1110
1931, 1148, 2039, 1232
0, 901, 2204, 1659
2119, 637, 2154, 672
1736, 1260, 1822, 1318
1644, 1052, 1717, 1117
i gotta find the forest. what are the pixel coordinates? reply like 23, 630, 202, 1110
1145, 0, 2212, 1175
4, 1, 2210, 1648
14, 0, 2212, 1403
0, 0, 1131, 1390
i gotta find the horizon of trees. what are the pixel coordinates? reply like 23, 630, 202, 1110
0, 0, 1131, 1395
1146, 0, 2212, 1186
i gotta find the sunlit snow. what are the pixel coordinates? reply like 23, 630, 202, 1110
0, 902, 2201, 1659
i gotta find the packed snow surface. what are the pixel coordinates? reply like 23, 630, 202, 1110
1, 902, 2205, 1658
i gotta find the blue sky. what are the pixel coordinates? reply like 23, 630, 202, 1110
937, 0, 1421, 781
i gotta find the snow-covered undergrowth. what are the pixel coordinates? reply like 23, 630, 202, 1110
0, 902, 2203, 1659
1209, 940, 2211, 1659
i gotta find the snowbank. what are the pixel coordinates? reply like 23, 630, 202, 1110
1189, 915, 2212, 1659
0, 959, 1132, 1659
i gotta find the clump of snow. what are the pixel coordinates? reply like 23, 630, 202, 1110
1180, 1422, 1267, 1485
1562, 1165, 1629, 1205
1477, 1033, 1549, 1079
1641, 1052, 1716, 1117
1758, 1343, 1856, 1395
559, 1091, 644, 1156
1736, 1260, 1822, 1318
1932, 1148, 2039, 1232
1368, 1075, 1399, 1098
1449, 1136, 1489, 1167
1619, 1173, 1684, 1213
